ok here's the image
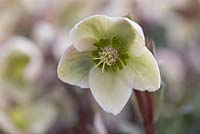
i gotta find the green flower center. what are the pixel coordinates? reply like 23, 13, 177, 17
92, 37, 129, 72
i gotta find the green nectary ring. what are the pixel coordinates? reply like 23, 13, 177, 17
92, 37, 129, 72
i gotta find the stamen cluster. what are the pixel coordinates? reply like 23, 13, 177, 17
92, 37, 129, 72
98, 45, 119, 66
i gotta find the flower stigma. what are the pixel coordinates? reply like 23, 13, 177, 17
92, 37, 129, 72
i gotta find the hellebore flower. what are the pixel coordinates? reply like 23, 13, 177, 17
57, 15, 161, 115
0, 36, 43, 85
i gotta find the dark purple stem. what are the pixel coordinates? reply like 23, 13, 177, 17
134, 90, 154, 134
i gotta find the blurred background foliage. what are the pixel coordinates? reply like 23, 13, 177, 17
0, 0, 200, 134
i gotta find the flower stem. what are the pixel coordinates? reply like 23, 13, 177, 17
134, 90, 154, 134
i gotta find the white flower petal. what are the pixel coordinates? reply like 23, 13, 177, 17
122, 47, 161, 91
57, 46, 93, 88
69, 15, 111, 51
123, 18, 145, 56
111, 17, 146, 56
89, 67, 132, 115
69, 15, 145, 56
